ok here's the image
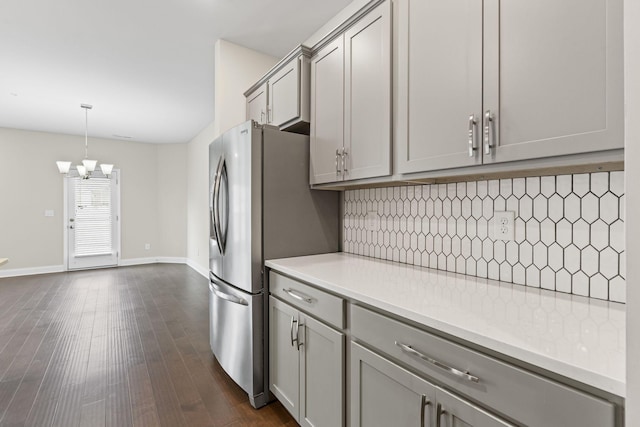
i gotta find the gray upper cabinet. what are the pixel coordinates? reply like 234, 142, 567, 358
310, 37, 345, 185
310, 0, 391, 185
247, 83, 268, 124
397, 0, 623, 174
396, 0, 483, 173
245, 47, 311, 130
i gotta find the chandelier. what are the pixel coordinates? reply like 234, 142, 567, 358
56, 104, 114, 179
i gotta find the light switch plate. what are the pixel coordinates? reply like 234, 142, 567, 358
365, 211, 380, 231
494, 211, 515, 241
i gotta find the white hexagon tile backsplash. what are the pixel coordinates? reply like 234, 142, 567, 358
343, 172, 625, 303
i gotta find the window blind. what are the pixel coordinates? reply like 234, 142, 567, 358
74, 177, 112, 257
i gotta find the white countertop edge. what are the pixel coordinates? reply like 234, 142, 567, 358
265, 257, 626, 397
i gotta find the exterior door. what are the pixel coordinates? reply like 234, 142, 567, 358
66, 171, 119, 270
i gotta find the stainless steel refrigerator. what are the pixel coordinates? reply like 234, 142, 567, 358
208, 120, 339, 408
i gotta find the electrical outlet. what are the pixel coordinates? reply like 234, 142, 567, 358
365, 211, 380, 231
44, 210, 54, 217
494, 211, 515, 241
144, 243, 151, 250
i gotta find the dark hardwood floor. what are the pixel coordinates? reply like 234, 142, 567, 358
0, 264, 297, 427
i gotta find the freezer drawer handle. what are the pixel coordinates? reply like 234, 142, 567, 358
395, 341, 480, 383
283, 288, 314, 304
210, 283, 248, 306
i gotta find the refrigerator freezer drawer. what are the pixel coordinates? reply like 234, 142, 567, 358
209, 278, 266, 408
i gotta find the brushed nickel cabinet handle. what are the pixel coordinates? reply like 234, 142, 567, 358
436, 403, 446, 427
468, 114, 478, 157
420, 394, 431, 427
484, 110, 494, 155
296, 322, 304, 350
290, 317, 298, 347
341, 148, 348, 176
283, 288, 314, 304
395, 341, 480, 383
335, 148, 342, 176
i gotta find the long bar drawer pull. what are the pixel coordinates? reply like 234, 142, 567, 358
283, 288, 314, 304
395, 341, 480, 383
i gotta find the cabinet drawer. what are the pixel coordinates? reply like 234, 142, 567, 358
351, 304, 616, 427
270, 272, 344, 329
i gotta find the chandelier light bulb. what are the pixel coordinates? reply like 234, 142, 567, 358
55, 104, 115, 179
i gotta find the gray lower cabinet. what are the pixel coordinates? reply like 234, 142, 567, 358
351, 342, 513, 427
269, 295, 345, 427
351, 304, 618, 427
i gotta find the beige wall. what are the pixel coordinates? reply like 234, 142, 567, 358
157, 143, 188, 257
185, 40, 277, 274
214, 39, 279, 135
626, 0, 639, 421
0, 127, 187, 272
303, 0, 370, 47
0, 40, 276, 275
186, 121, 216, 274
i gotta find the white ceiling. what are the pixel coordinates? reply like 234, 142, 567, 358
0, 0, 352, 144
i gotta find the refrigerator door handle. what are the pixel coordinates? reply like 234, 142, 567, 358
209, 182, 218, 242
210, 282, 248, 306
212, 156, 225, 254
219, 159, 229, 253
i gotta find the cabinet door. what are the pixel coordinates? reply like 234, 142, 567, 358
268, 58, 300, 127
269, 296, 300, 419
483, 0, 623, 163
396, 0, 483, 173
310, 37, 345, 185
299, 315, 345, 427
435, 388, 514, 427
247, 83, 268, 124
351, 342, 436, 427
343, 0, 392, 180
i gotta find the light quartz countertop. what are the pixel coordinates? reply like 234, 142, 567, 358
266, 252, 625, 397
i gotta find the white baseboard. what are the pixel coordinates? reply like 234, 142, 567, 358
0, 258, 207, 279
0, 264, 65, 278
118, 257, 188, 267
186, 259, 209, 278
